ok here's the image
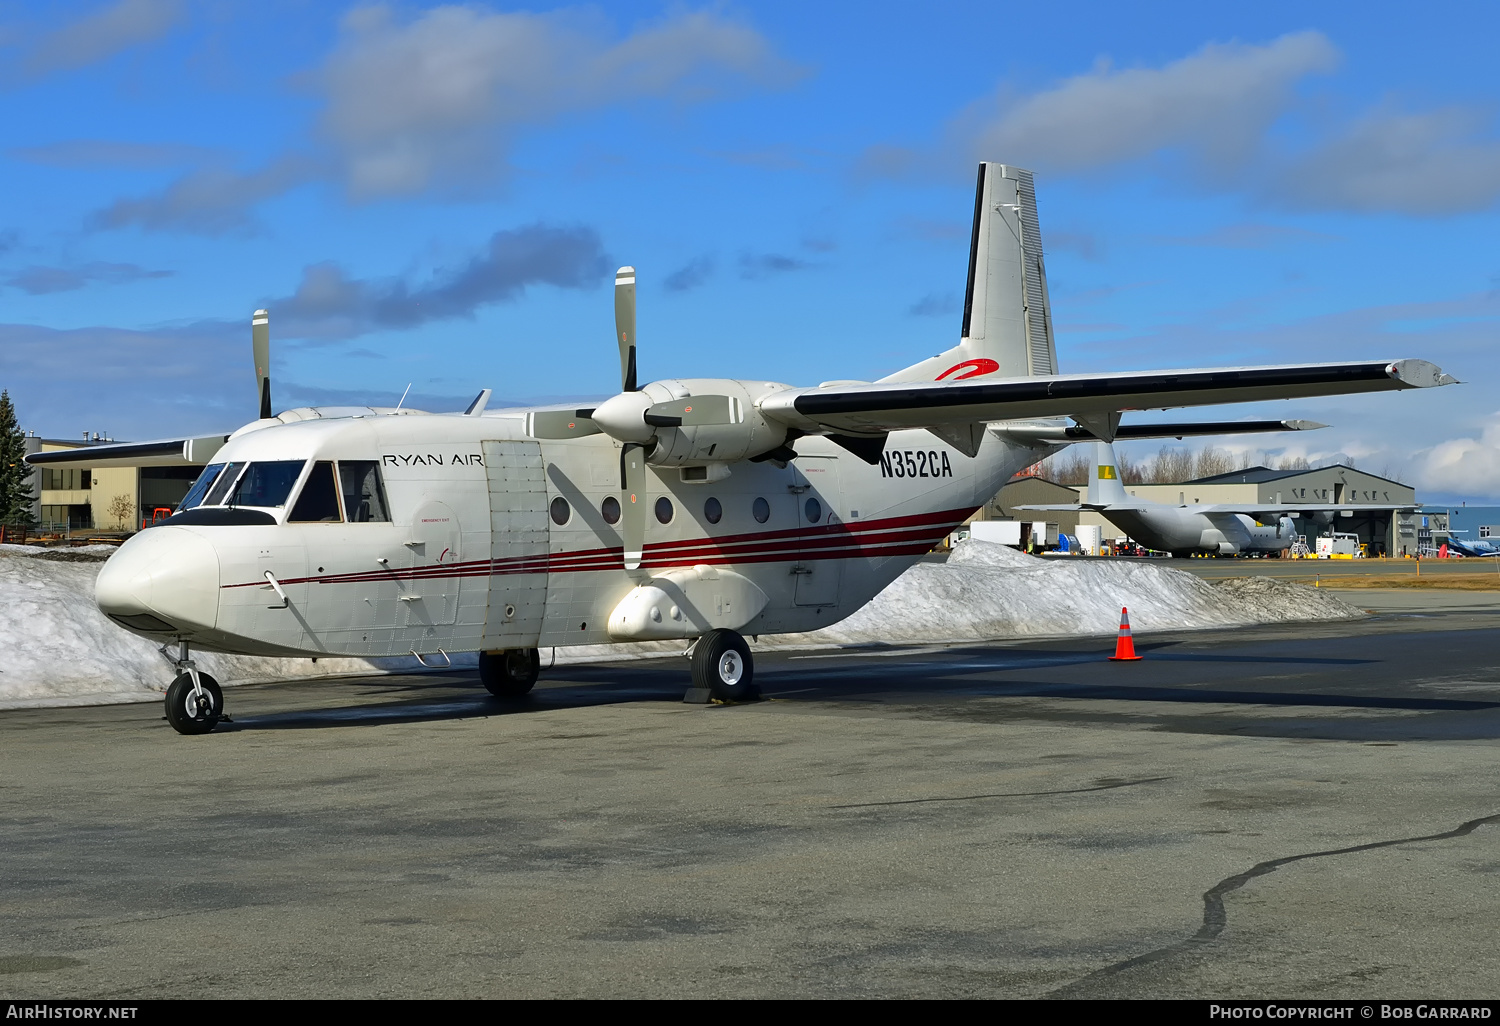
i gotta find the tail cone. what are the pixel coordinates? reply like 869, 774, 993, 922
1110, 606, 1142, 661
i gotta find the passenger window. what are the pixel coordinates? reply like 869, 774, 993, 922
179, 464, 226, 511
752, 497, 770, 524
290, 462, 342, 522
229, 460, 306, 508
204, 463, 247, 506
339, 461, 391, 523
704, 497, 722, 524
655, 497, 674, 524
550, 497, 571, 525
601, 496, 621, 525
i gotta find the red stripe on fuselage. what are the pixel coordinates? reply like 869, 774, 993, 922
221, 506, 977, 589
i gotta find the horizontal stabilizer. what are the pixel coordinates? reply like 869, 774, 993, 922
26, 434, 229, 469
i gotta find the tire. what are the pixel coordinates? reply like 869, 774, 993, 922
164, 672, 223, 735
692, 629, 756, 702
480, 648, 539, 698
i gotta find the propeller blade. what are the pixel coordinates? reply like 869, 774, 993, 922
620, 443, 647, 570
252, 309, 271, 419
643, 394, 741, 428
615, 266, 637, 392
526, 410, 602, 439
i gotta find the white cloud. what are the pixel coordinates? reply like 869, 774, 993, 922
273, 222, 610, 340
320, 4, 800, 199
1415, 413, 1500, 500
18, 0, 182, 79
91, 155, 320, 235
963, 32, 1338, 174
89, 5, 798, 233
1276, 106, 1500, 215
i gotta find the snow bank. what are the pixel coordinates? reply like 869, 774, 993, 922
0, 540, 1361, 709
751, 540, 1363, 649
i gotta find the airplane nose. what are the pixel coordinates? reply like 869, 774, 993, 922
95, 527, 220, 635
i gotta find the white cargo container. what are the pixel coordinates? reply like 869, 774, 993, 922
1075, 524, 1102, 556
969, 520, 1022, 546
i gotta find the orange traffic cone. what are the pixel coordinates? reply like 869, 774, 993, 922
1110, 606, 1142, 661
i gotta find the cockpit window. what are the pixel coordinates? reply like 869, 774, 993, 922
204, 462, 247, 507
289, 462, 342, 522
339, 461, 391, 523
179, 463, 227, 511
228, 460, 306, 508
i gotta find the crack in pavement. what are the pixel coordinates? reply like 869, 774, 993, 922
829, 776, 1169, 809
1048, 811, 1500, 998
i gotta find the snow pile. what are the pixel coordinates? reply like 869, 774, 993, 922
752, 539, 1363, 649
0, 540, 1361, 709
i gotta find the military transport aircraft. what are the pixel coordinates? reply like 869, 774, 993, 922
27, 163, 1456, 734
1019, 440, 1414, 557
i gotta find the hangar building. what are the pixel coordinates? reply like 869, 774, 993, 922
22, 435, 198, 532
974, 463, 1419, 556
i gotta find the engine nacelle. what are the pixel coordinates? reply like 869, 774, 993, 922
639, 378, 792, 466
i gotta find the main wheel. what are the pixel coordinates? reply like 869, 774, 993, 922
692, 629, 756, 702
164, 672, 223, 735
480, 648, 539, 698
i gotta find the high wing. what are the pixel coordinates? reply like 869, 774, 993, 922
26, 434, 230, 469
759, 360, 1454, 436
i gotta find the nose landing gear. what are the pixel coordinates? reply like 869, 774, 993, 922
161, 640, 224, 735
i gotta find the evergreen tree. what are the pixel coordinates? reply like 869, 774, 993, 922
0, 390, 36, 529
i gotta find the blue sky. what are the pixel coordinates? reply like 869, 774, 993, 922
3, 1, 1499, 501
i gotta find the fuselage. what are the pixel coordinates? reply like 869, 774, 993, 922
1102, 506, 1295, 557
94, 408, 1049, 658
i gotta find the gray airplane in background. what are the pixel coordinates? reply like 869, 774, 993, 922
1020, 441, 1413, 557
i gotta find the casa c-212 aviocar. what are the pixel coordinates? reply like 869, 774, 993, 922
27, 163, 1456, 734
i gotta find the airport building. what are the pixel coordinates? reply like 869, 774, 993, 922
975, 462, 1419, 556
22, 434, 198, 533
1101, 464, 1416, 556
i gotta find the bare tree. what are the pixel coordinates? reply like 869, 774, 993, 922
1041, 447, 1090, 485
105, 493, 135, 530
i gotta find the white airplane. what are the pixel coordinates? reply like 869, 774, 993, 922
27, 163, 1455, 734
1020, 440, 1415, 557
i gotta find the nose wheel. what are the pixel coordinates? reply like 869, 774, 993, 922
691, 629, 757, 702
165, 670, 223, 735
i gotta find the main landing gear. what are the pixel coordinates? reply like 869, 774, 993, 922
690, 628, 757, 703
480, 648, 540, 698
162, 641, 224, 735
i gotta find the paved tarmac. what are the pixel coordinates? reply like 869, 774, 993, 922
2, 608, 1498, 999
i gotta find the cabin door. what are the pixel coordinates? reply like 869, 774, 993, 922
482, 440, 550, 647
404, 500, 460, 626
793, 458, 843, 607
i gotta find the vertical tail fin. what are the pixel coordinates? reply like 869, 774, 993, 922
1086, 441, 1128, 506
884, 163, 1057, 383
